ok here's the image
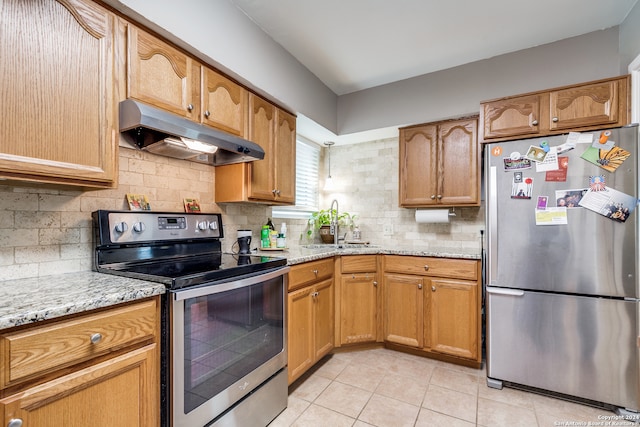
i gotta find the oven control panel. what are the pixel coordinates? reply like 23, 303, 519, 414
94, 210, 223, 244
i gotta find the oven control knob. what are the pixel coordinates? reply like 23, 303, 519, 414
132, 222, 146, 233
114, 222, 128, 233
197, 221, 209, 231
209, 221, 218, 230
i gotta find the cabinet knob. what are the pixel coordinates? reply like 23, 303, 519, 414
204, 110, 211, 118
8, 419, 23, 427
90, 333, 103, 344
430, 195, 436, 200
531, 119, 538, 126
272, 189, 278, 195
418, 283, 423, 289
313, 269, 318, 277
424, 265, 429, 271
432, 286, 436, 292
373, 281, 378, 287
187, 104, 194, 111
552, 117, 559, 122
437, 195, 442, 199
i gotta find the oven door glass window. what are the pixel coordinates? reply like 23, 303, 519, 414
182, 276, 284, 413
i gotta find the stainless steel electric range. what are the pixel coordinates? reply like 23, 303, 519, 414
93, 210, 289, 427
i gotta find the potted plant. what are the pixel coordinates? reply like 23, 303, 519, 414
308, 209, 355, 243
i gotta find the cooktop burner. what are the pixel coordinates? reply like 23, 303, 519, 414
92, 210, 287, 290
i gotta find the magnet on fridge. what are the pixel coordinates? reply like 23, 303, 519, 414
510, 152, 521, 160
539, 140, 550, 152
599, 130, 612, 144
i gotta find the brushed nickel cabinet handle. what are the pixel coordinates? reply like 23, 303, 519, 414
552, 117, 559, 122
8, 419, 23, 427
204, 110, 211, 118
187, 104, 194, 111
531, 119, 538, 125
418, 283, 423, 289
424, 265, 429, 271
432, 286, 436, 292
90, 333, 103, 344
373, 281, 378, 287
430, 195, 436, 200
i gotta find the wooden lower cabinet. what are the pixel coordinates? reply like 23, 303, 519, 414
0, 297, 160, 427
338, 256, 379, 345
383, 256, 481, 366
287, 260, 334, 384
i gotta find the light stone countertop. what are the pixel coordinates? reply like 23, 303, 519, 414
0, 271, 166, 330
0, 245, 480, 331
259, 244, 482, 265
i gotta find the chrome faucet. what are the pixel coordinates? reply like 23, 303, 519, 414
329, 199, 339, 248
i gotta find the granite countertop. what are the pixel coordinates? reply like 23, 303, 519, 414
0, 271, 166, 330
0, 245, 480, 331
258, 244, 482, 265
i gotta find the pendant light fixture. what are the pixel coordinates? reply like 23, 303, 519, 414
323, 141, 335, 191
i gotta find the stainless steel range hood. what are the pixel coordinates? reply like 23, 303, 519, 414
119, 99, 265, 166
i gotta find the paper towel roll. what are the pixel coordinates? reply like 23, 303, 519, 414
415, 209, 450, 224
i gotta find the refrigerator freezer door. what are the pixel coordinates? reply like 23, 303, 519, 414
485, 125, 638, 298
486, 287, 639, 410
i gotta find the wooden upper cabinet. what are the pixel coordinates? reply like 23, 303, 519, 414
480, 75, 630, 142
0, 0, 117, 188
399, 117, 479, 207
127, 25, 201, 121
549, 79, 620, 131
215, 94, 296, 205
480, 94, 543, 140
202, 68, 247, 137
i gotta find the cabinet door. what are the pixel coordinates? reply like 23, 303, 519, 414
287, 286, 314, 383
399, 125, 438, 206
0, 0, 117, 187
313, 279, 334, 360
383, 274, 423, 348
128, 26, 200, 120
438, 118, 479, 206
549, 79, 619, 131
340, 274, 377, 344
247, 94, 276, 201
201, 67, 247, 136
274, 108, 297, 204
480, 94, 542, 140
428, 278, 478, 360
0, 344, 158, 427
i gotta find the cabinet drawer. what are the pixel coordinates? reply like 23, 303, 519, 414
384, 256, 477, 280
0, 299, 158, 387
289, 258, 334, 291
341, 255, 377, 273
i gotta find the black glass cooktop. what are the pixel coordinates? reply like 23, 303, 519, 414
97, 253, 287, 290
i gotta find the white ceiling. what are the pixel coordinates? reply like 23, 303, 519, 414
231, 0, 637, 96
229, 0, 638, 144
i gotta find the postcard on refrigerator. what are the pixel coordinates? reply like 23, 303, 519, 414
578, 187, 637, 223
545, 156, 568, 182
535, 207, 568, 226
580, 146, 631, 173
555, 189, 587, 208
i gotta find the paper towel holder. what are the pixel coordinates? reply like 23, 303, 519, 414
449, 207, 456, 217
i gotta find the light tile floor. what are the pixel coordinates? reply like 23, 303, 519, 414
269, 347, 631, 427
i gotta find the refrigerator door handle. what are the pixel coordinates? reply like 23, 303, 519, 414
487, 165, 498, 285
486, 286, 525, 296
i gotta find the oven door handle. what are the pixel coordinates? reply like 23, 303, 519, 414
172, 266, 290, 301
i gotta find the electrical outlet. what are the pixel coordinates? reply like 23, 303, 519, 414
383, 224, 393, 235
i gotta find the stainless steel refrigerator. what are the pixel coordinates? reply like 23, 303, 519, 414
484, 124, 639, 412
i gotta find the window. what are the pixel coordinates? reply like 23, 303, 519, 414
272, 136, 320, 219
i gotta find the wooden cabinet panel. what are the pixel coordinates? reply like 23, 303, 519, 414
399, 117, 479, 207
202, 67, 247, 136
0, 0, 117, 187
384, 256, 477, 280
274, 108, 297, 203
399, 125, 437, 206
287, 286, 314, 382
288, 258, 334, 291
480, 94, 543, 140
549, 79, 620, 131
247, 95, 276, 201
341, 255, 377, 273
480, 75, 630, 142
313, 279, 334, 360
438, 119, 479, 206
0, 344, 158, 427
340, 273, 377, 344
1, 299, 157, 387
383, 274, 423, 348
428, 278, 478, 360
128, 25, 200, 120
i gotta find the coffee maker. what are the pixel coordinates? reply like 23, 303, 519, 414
236, 230, 252, 254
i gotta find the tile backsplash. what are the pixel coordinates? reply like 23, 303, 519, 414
0, 137, 485, 281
